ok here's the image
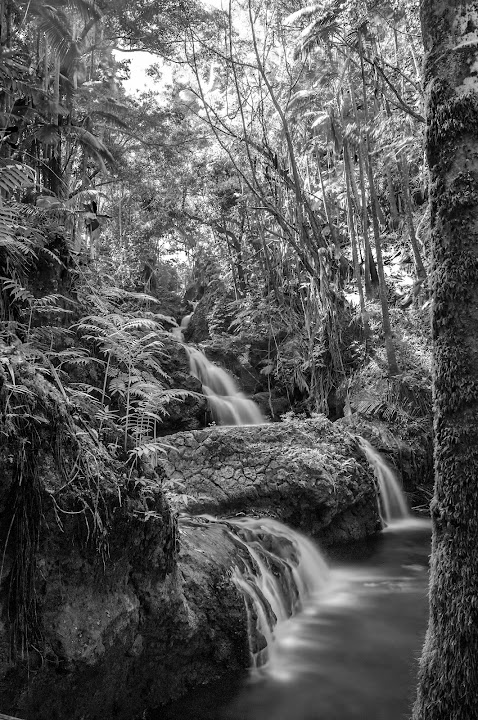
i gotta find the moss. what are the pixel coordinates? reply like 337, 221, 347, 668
427, 82, 478, 170
0, 343, 179, 663
437, 172, 478, 220
414, 7, 478, 716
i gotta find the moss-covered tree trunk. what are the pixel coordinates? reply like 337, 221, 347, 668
413, 3, 478, 718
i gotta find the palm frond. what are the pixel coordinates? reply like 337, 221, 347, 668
36, 7, 73, 62
65, 126, 114, 169
285, 4, 322, 25
0, 162, 35, 194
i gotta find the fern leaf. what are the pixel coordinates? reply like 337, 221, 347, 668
0, 277, 34, 303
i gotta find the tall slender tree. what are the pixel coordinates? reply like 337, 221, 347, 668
413, 2, 478, 718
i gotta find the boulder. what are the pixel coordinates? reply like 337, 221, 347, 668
157, 416, 381, 546
0, 484, 249, 720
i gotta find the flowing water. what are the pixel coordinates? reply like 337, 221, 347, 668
171, 304, 198, 341
187, 346, 265, 426
159, 518, 431, 720
202, 516, 330, 667
171, 313, 193, 340
165, 311, 428, 718
357, 437, 410, 524
158, 429, 429, 720
171, 307, 265, 425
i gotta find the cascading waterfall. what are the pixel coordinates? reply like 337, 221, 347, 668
187, 346, 265, 426
172, 308, 264, 425
357, 437, 410, 524
171, 311, 194, 341
203, 516, 329, 668
172, 310, 415, 677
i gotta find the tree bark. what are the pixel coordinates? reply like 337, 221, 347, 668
385, 165, 400, 229
358, 32, 399, 376
344, 143, 369, 340
348, 72, 378, 298
399, 152, 427, 281
413, 2, 478, 718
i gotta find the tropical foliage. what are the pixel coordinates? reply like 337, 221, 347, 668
0, 0, 436, 670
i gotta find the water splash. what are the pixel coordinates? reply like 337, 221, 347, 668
220, 516, 329, 668
171, 311, 195, 341
357, 437, 409, 525
187, 346, 265, 426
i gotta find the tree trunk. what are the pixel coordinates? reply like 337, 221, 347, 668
344, 143, 369, 340
385, 165, 400, 229
358, 33, 399, 376
348, 72, 378, 298
413, 2, 478, 718
399, 152, 427, 281
365, 145, 399, 375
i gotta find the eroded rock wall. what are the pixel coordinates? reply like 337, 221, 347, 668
0, 504, 249, 720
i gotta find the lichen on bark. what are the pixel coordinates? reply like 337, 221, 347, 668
413, 2, 478, 719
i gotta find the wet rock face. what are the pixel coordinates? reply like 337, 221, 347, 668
158, 416, 381, 545
0, 503, 249, 720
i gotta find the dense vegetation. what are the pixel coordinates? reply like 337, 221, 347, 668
0, 0, 431, 415
0, 0, 440, 709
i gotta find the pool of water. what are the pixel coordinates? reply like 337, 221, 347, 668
158, 518, 431, 720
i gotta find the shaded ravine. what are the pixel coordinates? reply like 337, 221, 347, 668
175, 341, 415, 668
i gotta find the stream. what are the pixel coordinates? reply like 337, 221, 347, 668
158, 518, 430, 720
158, 334, 431, 719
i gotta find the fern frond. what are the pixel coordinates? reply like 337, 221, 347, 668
0, 277, 34, 303
128, 441, 170, 459
121, 318, 163, 332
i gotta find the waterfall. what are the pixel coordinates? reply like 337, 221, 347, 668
187, 346, 265, 426
171, 311, 195, 341
357, 437, 409, 524
208, 516, 329, 668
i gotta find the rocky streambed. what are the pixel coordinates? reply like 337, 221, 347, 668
0, 416, 420, 720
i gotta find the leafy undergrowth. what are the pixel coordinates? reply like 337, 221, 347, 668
345, 298, 432, 421
0, 278, 187, 659
335, 297, 434, 505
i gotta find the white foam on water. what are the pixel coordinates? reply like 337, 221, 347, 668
357, 437, 410, 524
187, 346, 265, 426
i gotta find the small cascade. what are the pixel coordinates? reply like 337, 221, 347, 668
187, 346, 265, 426
218, 516, 329, 668
171, 312, 194, 341
357, 437, 410, 524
